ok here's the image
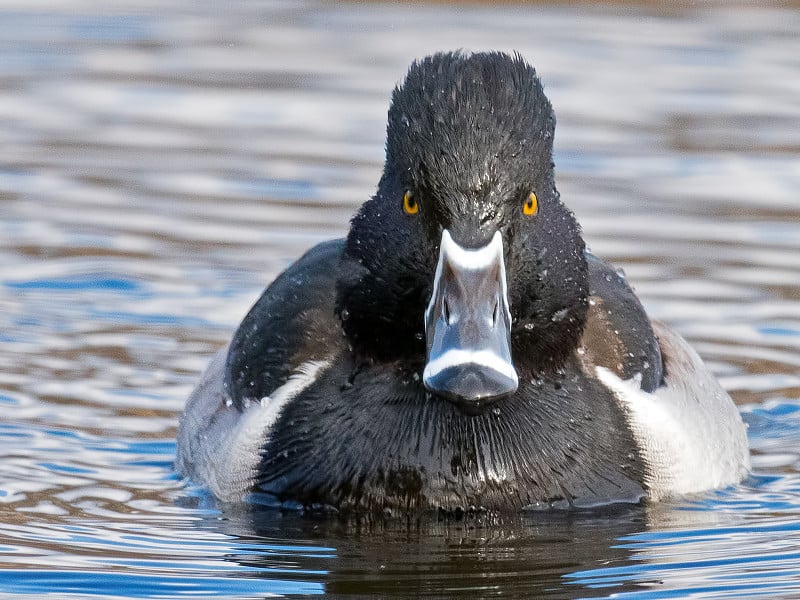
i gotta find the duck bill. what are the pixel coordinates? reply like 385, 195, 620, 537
423, 229, 518, 411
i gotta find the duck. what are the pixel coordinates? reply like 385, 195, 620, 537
176, 51, 750, 512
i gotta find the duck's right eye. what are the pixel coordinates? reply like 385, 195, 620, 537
523, 192, 539, 216
403, 191, 419, 215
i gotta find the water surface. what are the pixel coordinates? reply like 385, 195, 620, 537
1, 1, 800, 597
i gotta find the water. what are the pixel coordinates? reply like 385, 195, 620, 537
1, 0, 799, 597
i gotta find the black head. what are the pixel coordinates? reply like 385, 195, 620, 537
336, 51, 588, 408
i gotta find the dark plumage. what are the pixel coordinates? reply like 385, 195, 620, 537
176, 51, 749, 514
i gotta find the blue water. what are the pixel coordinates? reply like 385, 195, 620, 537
1, 1, 799, 597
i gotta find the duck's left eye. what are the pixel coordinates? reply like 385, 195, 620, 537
403, 191, 419, 215
523, 192, 538, 216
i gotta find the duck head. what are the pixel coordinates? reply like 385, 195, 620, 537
336, 51, 589, 414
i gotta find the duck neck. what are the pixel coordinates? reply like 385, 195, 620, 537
511, 297, 589, 378
335, 255, 428, 365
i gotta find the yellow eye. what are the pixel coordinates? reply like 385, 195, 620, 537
523, 192, 538, 216
403, 191, 419, 215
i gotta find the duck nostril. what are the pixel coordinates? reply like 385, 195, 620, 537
443, 298, 452, 325
492, 298, 499, 326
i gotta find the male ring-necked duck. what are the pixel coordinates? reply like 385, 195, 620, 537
176, 51, 749, 512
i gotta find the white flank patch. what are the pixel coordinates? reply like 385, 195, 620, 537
423, 349, 519, 382
183, 356, 332, 502
595, 322, 749, 500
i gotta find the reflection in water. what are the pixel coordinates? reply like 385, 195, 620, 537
212, 504, 649, 598
0, 0, 799, 598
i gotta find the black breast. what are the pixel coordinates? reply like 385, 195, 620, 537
255, 354, 647, 513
